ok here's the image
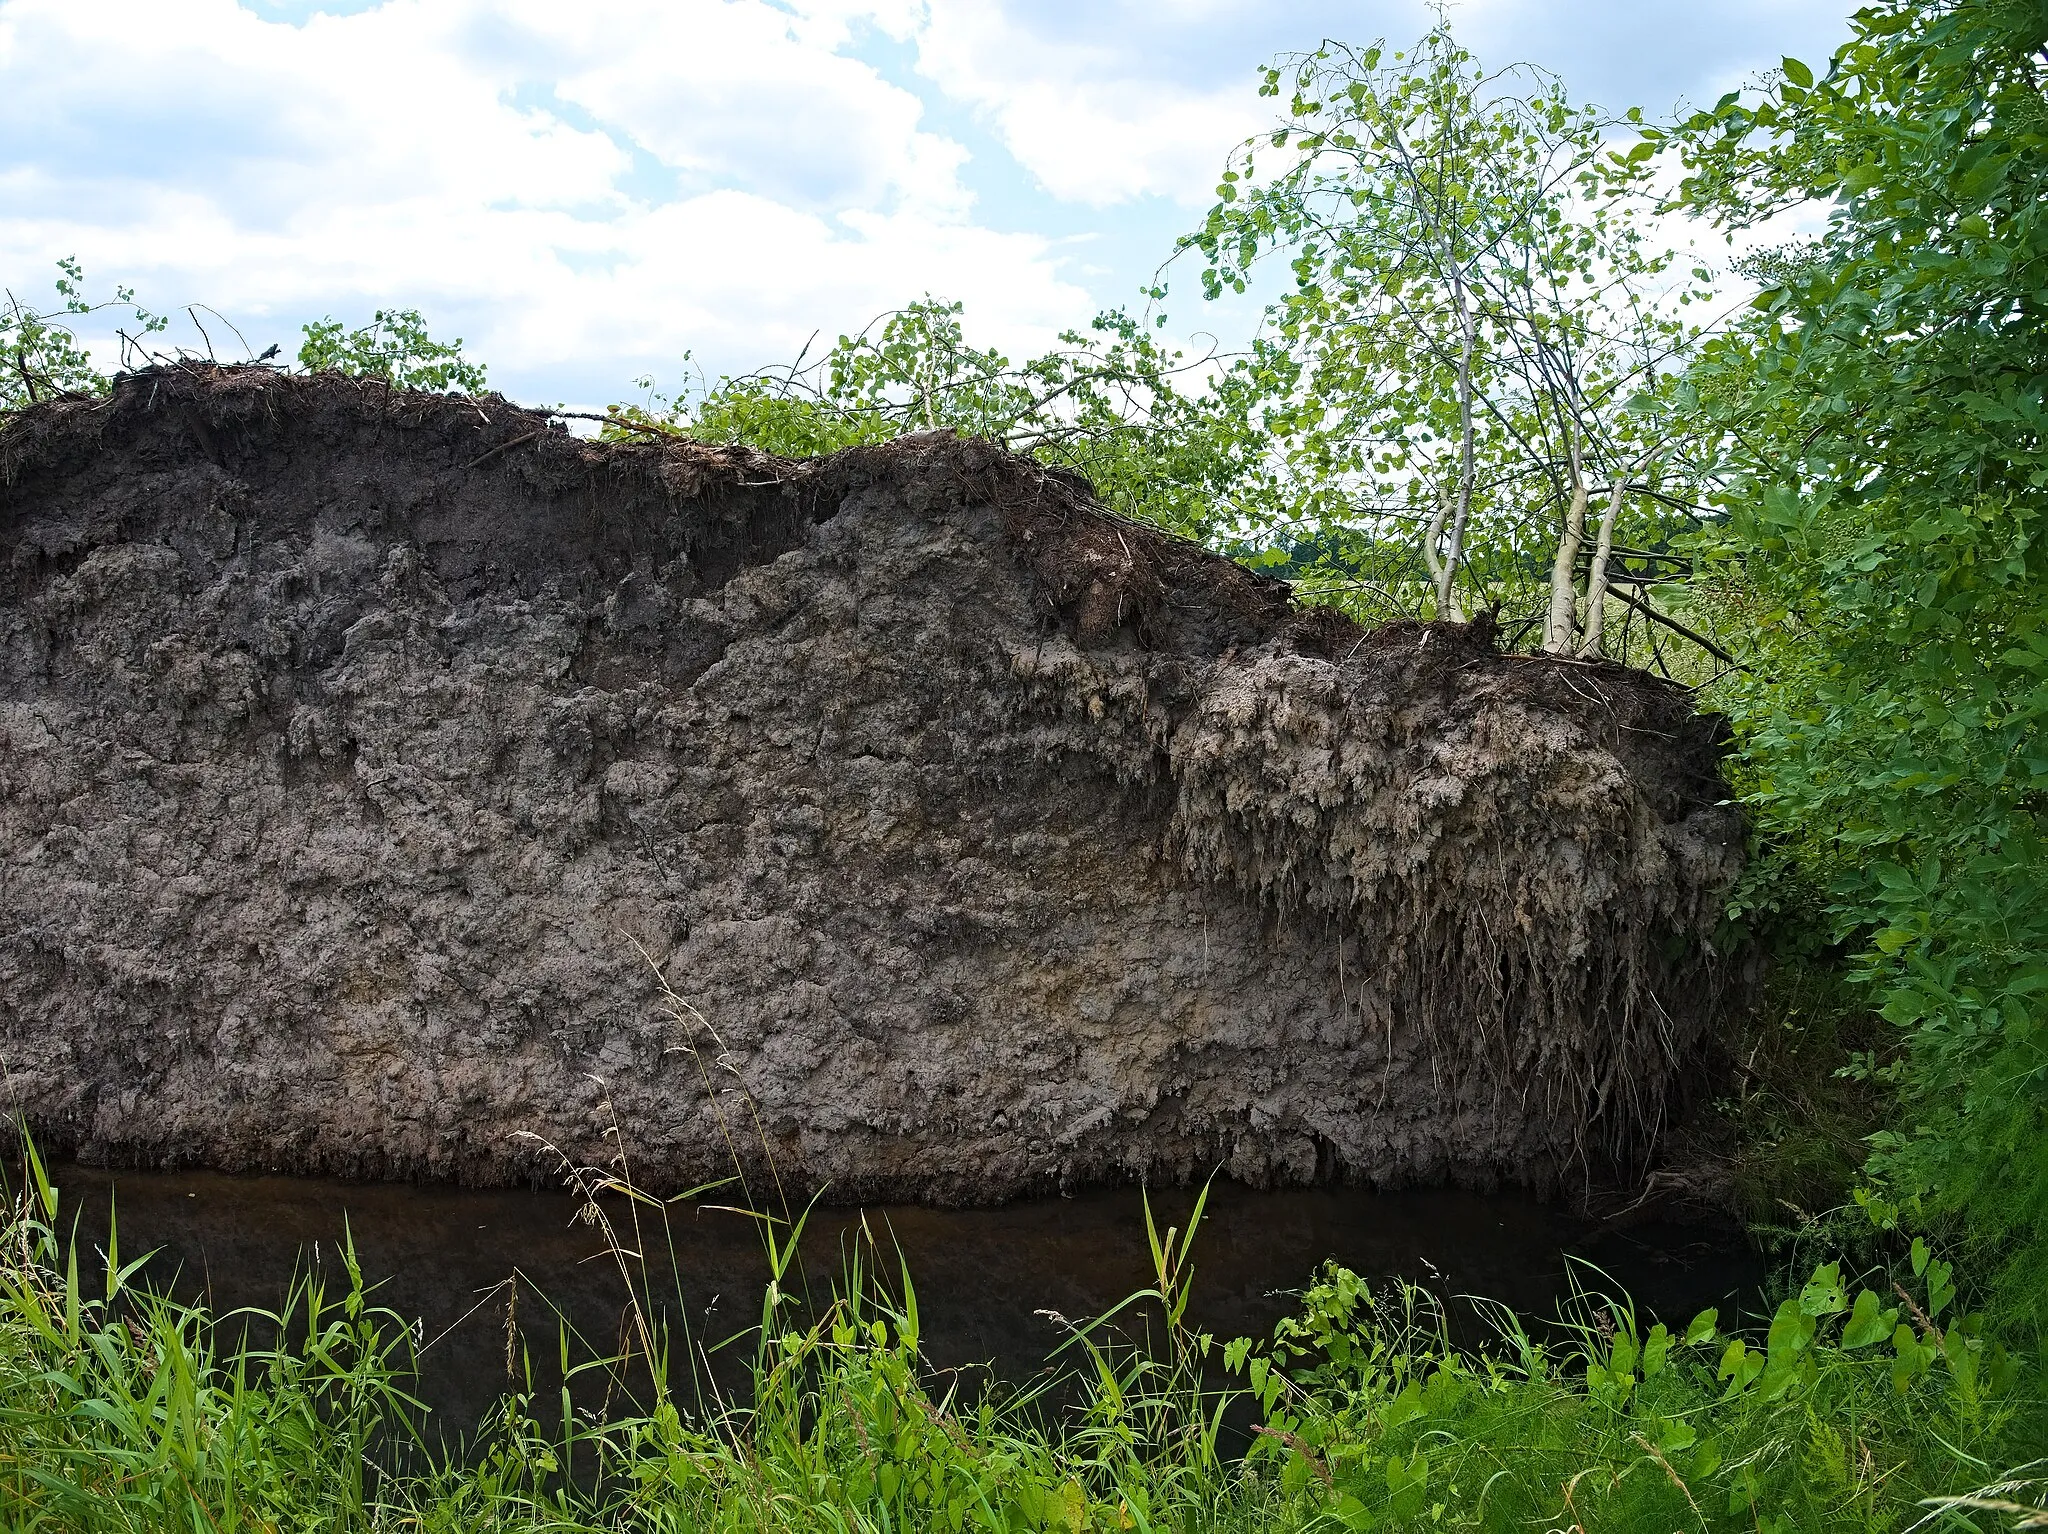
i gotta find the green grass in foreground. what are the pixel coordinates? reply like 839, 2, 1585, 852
0, 1140, 2042, 1532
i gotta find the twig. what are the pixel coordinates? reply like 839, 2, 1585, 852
1603, 583, 1744, 669
464, 430, 541, 470
547, 408, 674, 436
187, 304, 256, 362
186, 306, 217, 361
1250, 1425, 1332, 1487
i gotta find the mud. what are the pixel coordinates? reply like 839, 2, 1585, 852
0, 366, 1744, 1203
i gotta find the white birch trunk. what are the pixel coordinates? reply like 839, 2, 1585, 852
1422, 479, 1462, 621
1436, 276, 1476, 624
1580, 448, 1662, 658
1577, 480, 1625, 657
1543, 432, 1589, 654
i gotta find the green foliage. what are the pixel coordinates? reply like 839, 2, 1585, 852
1, 258, 165, 412
645, 29, 1733, 648
14, 0, 2048, 1509
1228, 1258, 2040, 1531
0, 1137, 421, 1529
298, 307, 488, 394
617, 298, 1264, 544
1665, 0, 2048, 1326
1715, 960, 1896, 1238
3, 1136, 2040, 1533
1174, 28, 1712, 631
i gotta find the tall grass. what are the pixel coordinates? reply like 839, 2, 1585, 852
0, 1123, 2040, 1532
1230, 1256, 2043, 1532
0, 1134, 425, 1530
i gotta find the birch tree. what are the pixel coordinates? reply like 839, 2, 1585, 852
1177, 28, 1709, 646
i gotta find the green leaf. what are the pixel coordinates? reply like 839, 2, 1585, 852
1642, 1323, 1672, 1379
1385, 1451, 1429, 1520
1924, 1259, 1956, 1320
1381, 1380, 1426, 1428
1717, 1338, 1762, 1396
1798, 1263, 1847, 1317
1766, 1300, 1817, 1365
1657, 1417, 1697, 1453
1840, 1289, 1898, 1349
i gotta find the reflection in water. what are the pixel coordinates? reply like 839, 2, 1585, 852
49, 1162, 1761, 1441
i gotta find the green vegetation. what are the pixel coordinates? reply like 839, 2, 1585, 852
1658, 0, 2048, 1334
5, 0, 2048, 1521
609, 0, 2048, 1350
1714, 962, 1896, 1238
1176, 28, 1709, 641
297, 308, 489, 395
606, 298, 1264, 544
3, 1137, 2039, 1532
1, 258, 164, 411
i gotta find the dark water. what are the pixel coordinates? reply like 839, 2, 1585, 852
46, 1161, 1761, 1441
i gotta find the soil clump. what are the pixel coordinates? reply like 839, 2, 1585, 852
0, 366, 1744, 1203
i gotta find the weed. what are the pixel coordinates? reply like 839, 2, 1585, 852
0, 1120, 2041, 1531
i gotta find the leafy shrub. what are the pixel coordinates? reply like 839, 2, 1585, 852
1228, 1255, 2040, 1531
298, 307, 487, 394
1664, 0, 2048, 1326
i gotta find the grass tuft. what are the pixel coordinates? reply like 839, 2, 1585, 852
0, 1123, 2041, 1531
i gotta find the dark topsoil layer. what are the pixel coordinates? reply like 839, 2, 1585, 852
0, 366, 1744, 1204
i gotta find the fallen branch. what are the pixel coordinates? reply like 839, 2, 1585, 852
546, 409, 676, 436
464, 430, 541, 470
1602, 583, 1743, 670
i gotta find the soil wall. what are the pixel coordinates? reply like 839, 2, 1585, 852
0, 367, 1744, 1202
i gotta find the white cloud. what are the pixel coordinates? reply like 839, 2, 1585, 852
0, 0, 1091, 402
1449, 0, 1854, 116
903, 0, 1854, 208
0, 0, 1872, 407
909, 1, 1271, 207
511, 0, 970, 216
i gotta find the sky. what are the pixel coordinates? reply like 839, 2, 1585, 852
0, 0, 1854, 410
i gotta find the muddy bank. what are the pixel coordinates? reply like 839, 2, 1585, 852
0, 366, 1743, 1202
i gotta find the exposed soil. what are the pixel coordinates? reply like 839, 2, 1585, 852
0, 366, 1745, 1204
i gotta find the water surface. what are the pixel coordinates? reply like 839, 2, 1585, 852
49, 1162, 1760, 1438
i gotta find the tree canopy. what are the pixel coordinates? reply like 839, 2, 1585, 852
1663, 0, 2048, 1322
1176, 29, 1711, 643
